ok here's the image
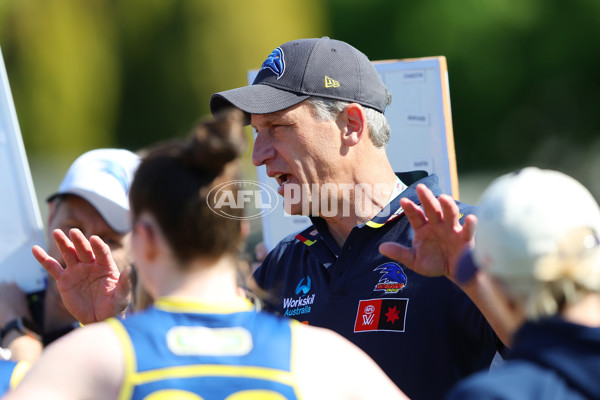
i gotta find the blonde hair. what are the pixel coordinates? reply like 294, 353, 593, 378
501, 227, 600, 320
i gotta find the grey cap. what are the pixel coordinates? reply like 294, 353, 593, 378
210, 37, 391, 120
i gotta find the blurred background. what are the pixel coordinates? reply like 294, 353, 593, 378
2, 0, 600, 251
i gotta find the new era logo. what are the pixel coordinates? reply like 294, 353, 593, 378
324, 76, 340, 88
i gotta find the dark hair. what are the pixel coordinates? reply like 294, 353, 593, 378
129, 109, 247, 264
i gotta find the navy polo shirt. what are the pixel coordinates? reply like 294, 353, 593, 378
254, 172, 502, 400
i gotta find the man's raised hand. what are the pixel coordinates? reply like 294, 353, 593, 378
32, 228, 132, 324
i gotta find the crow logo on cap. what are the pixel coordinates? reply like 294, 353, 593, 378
259, 47, 285, 79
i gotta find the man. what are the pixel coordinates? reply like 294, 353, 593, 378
209, 37, 506, 399
0, 148, 139, 358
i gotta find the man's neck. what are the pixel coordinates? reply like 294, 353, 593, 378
322, 173, 399, 248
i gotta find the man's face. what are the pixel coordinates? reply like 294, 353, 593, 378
251, 101, 342, 215
47, 195, 131, 271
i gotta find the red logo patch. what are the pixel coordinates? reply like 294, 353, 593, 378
354, 298, 408, 333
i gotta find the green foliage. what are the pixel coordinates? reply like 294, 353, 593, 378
324, 0, 600, 174
2, 0, 600, 181
0, 0, 325, 162
1, 0, 118, 156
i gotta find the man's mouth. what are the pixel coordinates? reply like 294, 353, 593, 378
274, 173, 290, 194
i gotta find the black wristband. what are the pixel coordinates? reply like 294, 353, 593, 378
0, 317, 41, 343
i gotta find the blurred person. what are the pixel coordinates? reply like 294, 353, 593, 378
0, 148, 139, 360
0, 285, 36, 396
380, 167, 600, 399
443, 168, 600, 399
209, 36, 506, 399
7, 109, 408, 400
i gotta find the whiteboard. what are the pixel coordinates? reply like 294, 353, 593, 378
0, 47, 47, 293
249, 56, 458, 252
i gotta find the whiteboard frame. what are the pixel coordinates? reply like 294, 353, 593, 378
0, 47, 47, 293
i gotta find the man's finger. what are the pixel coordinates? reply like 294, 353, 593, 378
69, 229, 96, 264
379, 242, 414, 267
460, 214, 478, 243
32, 245, 63, 280
438, 194, 460, 230
52, 229, 79, 268
89, 235, 116, 269
400, 197, 427, 230
416, 184, 443, 225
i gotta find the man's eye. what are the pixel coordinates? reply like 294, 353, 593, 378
102, 238, 119, 247
59, 225, 82, 234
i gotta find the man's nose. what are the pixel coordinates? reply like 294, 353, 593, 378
251, 132, 276, 166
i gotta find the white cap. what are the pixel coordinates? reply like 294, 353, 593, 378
47, 149, 140, 233
469, 167, 600, 281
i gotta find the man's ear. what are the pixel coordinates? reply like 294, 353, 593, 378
341, 103, 367, 147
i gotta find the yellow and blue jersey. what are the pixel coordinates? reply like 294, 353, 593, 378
108, 297, 300, 400
0, 360, 30, 395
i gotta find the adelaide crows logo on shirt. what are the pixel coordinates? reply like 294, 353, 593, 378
260, 47, 285, 79
374, 262, 407, 294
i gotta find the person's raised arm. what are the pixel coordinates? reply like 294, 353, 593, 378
32, 228, 132, 325
379, 184, 517, 347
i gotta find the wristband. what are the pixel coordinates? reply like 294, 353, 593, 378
455, 250, 480, 285
0, 318, 42, 344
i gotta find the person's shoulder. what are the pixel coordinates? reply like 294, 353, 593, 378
455, 199, 477, 220
413, 172, 478, 216
4, 320, 125, 400
274, 226, 317, 250
445, 369, 509, 400
259, 225, 317, 266
290, 322, 408, 399
400, 171, 477, 214
445, 360, 555, 400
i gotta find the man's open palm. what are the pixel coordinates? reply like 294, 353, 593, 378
32, 228, 132, 324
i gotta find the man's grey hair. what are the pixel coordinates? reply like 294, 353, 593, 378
305, 96, 392, 148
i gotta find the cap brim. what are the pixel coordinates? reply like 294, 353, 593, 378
455, 248, 480, 284
210, 84, 310, 123
47, 189, 131, 234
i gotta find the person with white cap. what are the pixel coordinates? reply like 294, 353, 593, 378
40, 148, 140, 343
446, 167, 600, 399
0, 148, 139, 357
381, 167, 600, 399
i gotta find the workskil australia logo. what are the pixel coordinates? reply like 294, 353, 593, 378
206, 180, 279, 220
283, 276, 315, 317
